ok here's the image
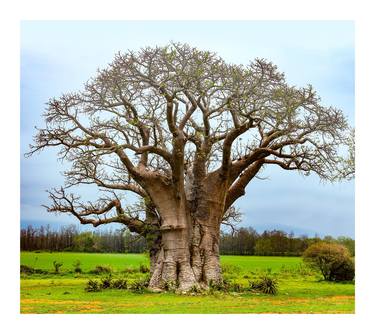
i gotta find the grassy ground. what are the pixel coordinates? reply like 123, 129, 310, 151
20, 252, 355, 314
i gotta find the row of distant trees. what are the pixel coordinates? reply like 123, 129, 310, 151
20, 225, 354, 257
220, 227, 354, 256
20, 225, 146, 254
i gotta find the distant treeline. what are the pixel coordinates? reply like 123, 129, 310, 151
20, 225, 355, 256
20, 225, 146, 254
220, 228, 354, 256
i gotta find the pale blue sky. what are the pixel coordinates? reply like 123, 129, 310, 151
20, 21, 354, 237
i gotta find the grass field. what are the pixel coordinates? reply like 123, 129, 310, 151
20, 252, 355, 314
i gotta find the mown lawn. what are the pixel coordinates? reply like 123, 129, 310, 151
20, 252, 355, 314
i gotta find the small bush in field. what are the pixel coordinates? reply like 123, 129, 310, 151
139, 264, 150, 273
129, 276, 150, 293
208, 279, 226, 292
112, 278, 128, 289
249, 276, 278, 295
20, 265, 47, 275
21, 265, 35, 274
229, 282, 245, 293
123, 267, 137, 274
302, 242, 355, 281
90, 265, 112, 274
85, 279, 101, 292
100, 275, 113, 289
53, 261, 63, 273
208, 279, 244, 293
85, 277, 128, 292
329, 258, 355, 281
73, 260, 82, 273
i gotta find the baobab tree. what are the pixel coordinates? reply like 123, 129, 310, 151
27, 43, 354, 291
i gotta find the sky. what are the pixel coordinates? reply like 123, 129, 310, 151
20, 21, 355, 237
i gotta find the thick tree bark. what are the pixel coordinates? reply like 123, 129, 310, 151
191, 220, 222, 285
148, 173, 225, 292
148, 218, 222, 292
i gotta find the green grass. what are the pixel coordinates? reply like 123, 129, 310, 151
21, 252, 147, 272
21, 252, 302, 273
20, 252, 354, 314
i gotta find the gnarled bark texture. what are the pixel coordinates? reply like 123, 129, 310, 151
148, 214, 222, 291
146, 172, 226, 291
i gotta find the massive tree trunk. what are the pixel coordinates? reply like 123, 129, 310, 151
147, 206, 223, 291
148, 217, 222, 292
147, 174, 226, 292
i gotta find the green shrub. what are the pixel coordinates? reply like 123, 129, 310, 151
53, 261, 63, 273
21, 265, 47, 275
249, 276, 278, 295
21, 264, 35, 274
302, 242, 355, 281
112, 278, 128, 289
73, 260, 82, 273
129, 277, 150, 293
229, 282, 245, 293
123, 267, 137, 274
208, 279, 245, 293
329, 258, 355, 281
100, 275, 113, 289
90, 265, 112, 274
139, 264, 150, 273
85, 277, 128, 292
208, 279, 227, 292
85, 279, 101, 292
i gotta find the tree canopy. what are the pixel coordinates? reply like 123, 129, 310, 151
28, 43, 354, 229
